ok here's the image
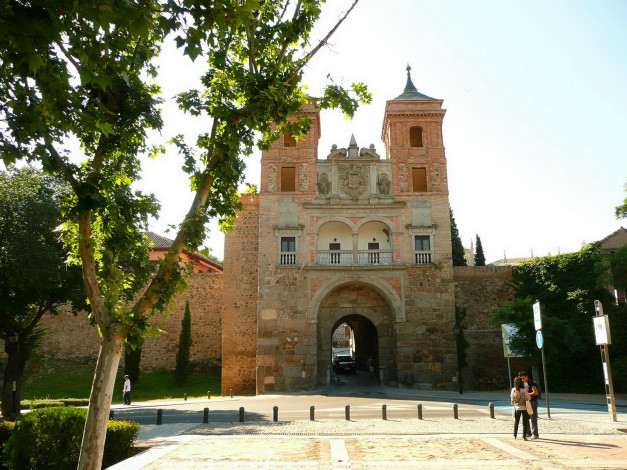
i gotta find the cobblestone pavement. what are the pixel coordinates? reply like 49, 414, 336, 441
107, 390, 627, 469
110, 415, 627, 469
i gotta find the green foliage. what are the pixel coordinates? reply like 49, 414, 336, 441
450, 208, 467, 266
492, 244, 627, 392
615, 180, 627, 219
4, 407, 139, 470
0, 421, 15, 468
474, 234, 486, 266
30, 400, 65, 409
174, 300, 193, 386
0, 167, 86, 417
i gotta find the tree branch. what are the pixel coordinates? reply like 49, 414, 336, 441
277, 0, 302, 67
44, 137, 81, 193
131, 118, 221, 317
245, 28, 258, 74
286, 0, 359, 84
56, 41, 81, 73
77, 210, 111, 331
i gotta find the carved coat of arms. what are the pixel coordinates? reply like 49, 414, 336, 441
338, 163, 367, 200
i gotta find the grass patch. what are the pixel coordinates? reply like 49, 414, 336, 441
20, 358, 221, 403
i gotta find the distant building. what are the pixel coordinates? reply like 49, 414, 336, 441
146, 231, 222, 273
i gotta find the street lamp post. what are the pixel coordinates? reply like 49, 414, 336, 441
8, 333, 19, 421
452, 324, 463, 395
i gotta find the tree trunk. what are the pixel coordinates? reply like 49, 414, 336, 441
77, 327, 124, 470
1, 345, 21, 420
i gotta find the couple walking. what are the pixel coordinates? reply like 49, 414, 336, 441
510, 371, 540, 440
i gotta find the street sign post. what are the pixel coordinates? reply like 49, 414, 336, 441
593, 300, 617, 421
533, 301, 550, 418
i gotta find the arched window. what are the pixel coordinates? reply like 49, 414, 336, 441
283, 134, 296, 147
409, 126, 423, 147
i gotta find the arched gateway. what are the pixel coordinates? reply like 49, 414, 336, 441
317, 283, 397, 385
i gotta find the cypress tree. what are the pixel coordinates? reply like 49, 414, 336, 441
450, 208, 467, 266
175, 300, 193, 386
474, 234, 486, 266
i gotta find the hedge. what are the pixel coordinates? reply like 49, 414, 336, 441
4, 407, 139, 469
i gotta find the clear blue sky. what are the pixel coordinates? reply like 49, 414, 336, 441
140, 0, 626, 263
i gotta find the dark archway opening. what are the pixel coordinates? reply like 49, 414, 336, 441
330, 314, 379, 384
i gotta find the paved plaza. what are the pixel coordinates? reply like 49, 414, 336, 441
108, 388, 627, 469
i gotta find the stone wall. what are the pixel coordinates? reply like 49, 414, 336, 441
221, 194, 260, 395
453, 266, 526, 389
37, 273, 224, 369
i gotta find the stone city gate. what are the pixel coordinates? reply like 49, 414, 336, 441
316, 283, 397, 385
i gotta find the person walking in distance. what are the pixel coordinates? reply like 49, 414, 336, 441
511, 376, 531, 440
519, 371, 540, 439
123, 375, 131, 405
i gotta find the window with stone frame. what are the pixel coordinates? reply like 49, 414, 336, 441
280, 236, 296, 265
281, 167, 296, 192
411, 167, 427, 192
410, 126, 423, 147
414, 235, 433, 264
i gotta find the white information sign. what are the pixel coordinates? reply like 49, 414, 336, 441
533, 301, 542, 331
593, 315, 611, 345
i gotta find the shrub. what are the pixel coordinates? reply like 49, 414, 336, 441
0, 421, 15, 468
30, 400, 65, 409
60, 399, 90, 407
4, 407, 140, 469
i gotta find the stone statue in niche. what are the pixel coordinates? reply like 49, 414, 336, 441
411, 196, 432, 226
317, 173, 331, 195
377, 173, 391, 195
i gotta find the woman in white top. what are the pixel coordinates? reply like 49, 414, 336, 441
510, 376, 531, 440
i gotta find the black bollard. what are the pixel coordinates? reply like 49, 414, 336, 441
157, 409, 163, 425
417, 404, 423, 420
382, 404, 387, 420
109, 410, 114, 420
239, 406, 245, 422
310, 405, 315, 421
273, 406, 279, 422
203, 407, 209, 424
207, 391, 211, 399
453, 403, 459, 419
345, 405, 350, 421
489, 402, 495, 419
184, 393, 188, 401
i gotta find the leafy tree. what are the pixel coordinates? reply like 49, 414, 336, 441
0, 1, 368, 467
450, 208, 467, 266
492, 244, 627, 392
616, 181, 627, 219
174, 300, 192, 386
474, 234, 486, 266
0, 167, 86, 418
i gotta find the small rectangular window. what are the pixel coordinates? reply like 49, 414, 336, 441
368, 243, 379, 250
281, 237, 296, 252
412, 167, 427, 192
280, 237, 296, 265
281, 167, 296, 192
329, 242, 341, 250
415, 236, 430, 251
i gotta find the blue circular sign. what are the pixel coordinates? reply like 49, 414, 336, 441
536, 330, 544, 349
